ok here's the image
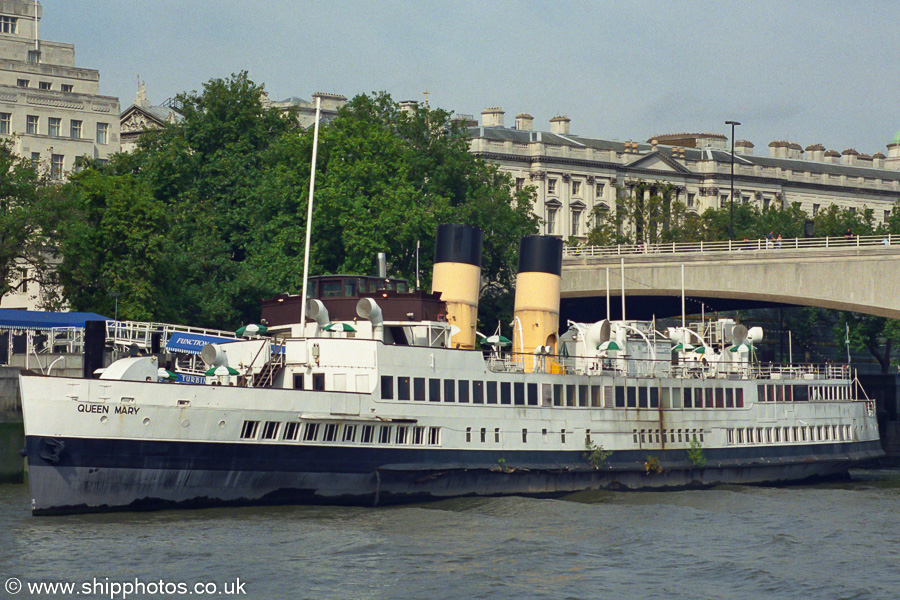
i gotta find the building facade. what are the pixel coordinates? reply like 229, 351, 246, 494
0, 0, 120, 177
0, 0, 120, 310
468, 108, 900, 240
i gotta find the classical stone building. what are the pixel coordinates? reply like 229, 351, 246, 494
0, 0, 120, 310
0, 0, 120, 178
119, 88, 346, 151
467, 108, 900, 240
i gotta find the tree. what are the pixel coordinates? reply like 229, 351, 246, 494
586, 181, 696, 246
56, 79, 537, 331
0, 141, 61, 307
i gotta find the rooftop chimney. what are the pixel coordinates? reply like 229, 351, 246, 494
735, 140, 754, 156
549, 115, 570, 135
515, 113, 534, 131
481, 107, 505, 128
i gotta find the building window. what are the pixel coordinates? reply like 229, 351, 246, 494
61, 84, 73, 93
48, 117, 61, 137
812, 203, 820, 216
0, 113, 9, 135
515, 177, 525, 191
571, 209, 582, 236
26, 115, 38, 135
572, 181, 581, 196
546, 207, 557, 235
720, 195, 728, 208
547, 178, 557, 194
687, 193, 696, 207
596, 183, 604, 198
763, 198, 770, 209
17, 79, 28, 88
96, 122, 109, 144
27, 50, 40, 64
30, 152, 39, 167
50, 154, 63, 180
39, 81, 51, 90
0, 16, 17, 34
885, 210, 891, 223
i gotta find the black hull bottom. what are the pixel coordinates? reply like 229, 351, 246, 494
25, 436, 885, 515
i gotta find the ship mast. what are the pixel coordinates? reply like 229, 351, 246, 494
299, 97, 322, 335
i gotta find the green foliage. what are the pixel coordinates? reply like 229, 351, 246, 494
643, 455, 662, 475
584, 438, 613, 469
686, 438, 707, 468
54, 75, 537, 329
0, 140, 61, 307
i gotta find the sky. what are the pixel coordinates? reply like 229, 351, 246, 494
40, 0, 900, 155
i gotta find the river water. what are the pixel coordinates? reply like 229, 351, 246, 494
1, 471, 899, 600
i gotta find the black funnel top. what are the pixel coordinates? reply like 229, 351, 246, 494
434, 224, 483, 267
518, 236, 563, 276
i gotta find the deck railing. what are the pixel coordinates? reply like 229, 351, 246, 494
564, 234, 895, 258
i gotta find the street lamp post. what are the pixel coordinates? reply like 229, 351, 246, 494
726, 120, 740, 241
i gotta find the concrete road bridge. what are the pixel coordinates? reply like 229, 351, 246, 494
561, 234, 900, 321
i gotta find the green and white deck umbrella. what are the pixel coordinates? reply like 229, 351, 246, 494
205, 365, 239, 377
692, 346, 707, 354
672, 343, 694, 352
157, 368, 178, 380
729, 343, 755, 353
484, 335, 511, 347
236, 324, 268, 337
323, 322, 356, 332
598, 340, 620, 352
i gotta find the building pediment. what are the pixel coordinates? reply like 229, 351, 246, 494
626, 151, 692, 175
120, 105, 167, 134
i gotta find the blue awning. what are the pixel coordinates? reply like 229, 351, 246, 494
165, 332, 238, 355
0, 309, 111, 331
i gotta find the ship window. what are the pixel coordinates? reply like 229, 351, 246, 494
312, 373, 325, 391
542, 384, 553, 406
683, 388, 692, 408
591, 385, 603, 407
283, 422, 300, 441
381, 376, 393, 399
428, 427, 440, 445
344, 280, 358, 297
522, 429, 528, 443
566, 385, 577, 407
637, 387, 648, 408
495, 427, 500, 443
413, 378, 426, 401
715, 388, 724, 408
261, 421, 280, 440
725, 388, 734, 408
627, 387, 636, 408
484, 381, 496, 404
320, 282, 342, 297
736, 429, 743, 444
640, 430, 646, 444
514, 382, 525, 405
784, 386, 794, 402
542, 428, 548, 441
429, 378, 441, 402
633, 429, 638, 444
343, 425, 357, 442
561, 429, 567, 443
616, 386, 626, 408
471, 381, 483, 403
459, 380, 471, 403
378, 425, 392, 444
412, 426, 425, 444
585, 430, 592, 444
554, 384, 564, 407
579, 385, 589, 407
727, 429, 734, 444
395, 426, 409, 445
705, 389, 714, 408
736, 388, 744, 407
398, 377, 410, 400
480, 427, 486, 443
361, 425, 374, 443
766, 428, 773, 443
293, 374, 305, 390
302, 423, 320, 441
527, 383, 538, 406
466, 427, 472, 442
444, 379, 455, 402
500, 382, 511, 405
323, 423, 339, 442
240, 420, 260, 439
669, 387, 681, 408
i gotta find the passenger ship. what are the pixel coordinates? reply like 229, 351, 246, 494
20, 225, 883, 515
